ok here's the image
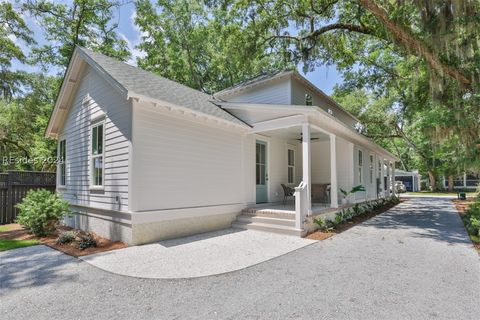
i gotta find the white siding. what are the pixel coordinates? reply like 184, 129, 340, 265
131, 102, 249, 211
291, 78, 358, 128
58, 66, 132, 212
226, 77, 291, 104
311, 141, 330, 184
336, 137, 354, 193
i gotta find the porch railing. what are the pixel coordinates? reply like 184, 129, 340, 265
294, 181, 307, 230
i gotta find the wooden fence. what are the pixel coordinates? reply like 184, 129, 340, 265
0, 171, 56, 224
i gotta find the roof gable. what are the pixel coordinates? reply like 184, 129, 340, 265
46, 47, 247, 138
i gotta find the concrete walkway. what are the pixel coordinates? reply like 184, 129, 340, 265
80, 228, 317, 278
1, 198, 479, 319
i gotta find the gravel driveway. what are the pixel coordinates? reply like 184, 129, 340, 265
1, 197, 479, 320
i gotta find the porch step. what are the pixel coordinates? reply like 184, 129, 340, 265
236, 214, 295, 227
232, 215, 304, 237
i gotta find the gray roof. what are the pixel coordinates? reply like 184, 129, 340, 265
214, 70, 293, 97
77, 47, 246, 126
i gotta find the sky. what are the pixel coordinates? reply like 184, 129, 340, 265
15, 1, 345, 95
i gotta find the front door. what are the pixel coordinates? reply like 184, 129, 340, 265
256, 140, 268, 203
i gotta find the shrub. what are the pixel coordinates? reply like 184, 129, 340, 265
16, 189, 71, 237
78, 233, 97, 250
334, 212, 344, 225
352, 204, 363, 216
56, 231, 77, 245
464, 201, 480, 237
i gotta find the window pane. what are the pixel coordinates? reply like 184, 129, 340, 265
97, 124, 103, 154
93, 157, 103, 186
288, 167, 294, 184
288, 149, 294, 166
256, 144, 260, 164
92, 126, 98, 155
256, 164, 260, 184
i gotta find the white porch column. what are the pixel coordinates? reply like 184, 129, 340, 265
385, 160, 390, 197
329, 134, 338, 208
463, 172, 467, 188
391, 161, 396, 196
302, 122, 312, 214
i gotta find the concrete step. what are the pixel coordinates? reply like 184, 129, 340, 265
232, 221, 304, 237
236, 214, 295, 227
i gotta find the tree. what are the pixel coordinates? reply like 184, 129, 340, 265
0, 1, 35, 99
22, 0, 130, 70
134, 0, 291, 93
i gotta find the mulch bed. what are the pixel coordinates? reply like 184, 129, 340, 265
0, 224, 126, 257
452, 198, 480, 254
306, 199, 405, 241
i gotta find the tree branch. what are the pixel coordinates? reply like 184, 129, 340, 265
358, 0, 471, 87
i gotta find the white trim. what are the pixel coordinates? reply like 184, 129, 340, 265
58, 138, 67, 187
89, 120, 106, 189
250, 114, 306, 133
255, 138, 270, 203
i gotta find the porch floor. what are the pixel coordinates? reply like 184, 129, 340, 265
242, 201, 336, 218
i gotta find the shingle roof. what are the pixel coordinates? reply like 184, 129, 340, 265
77, 47, 246, 126
214, 70, 294, 97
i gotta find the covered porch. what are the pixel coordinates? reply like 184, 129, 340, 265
219, 102, 397, 233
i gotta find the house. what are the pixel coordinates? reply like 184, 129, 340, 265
442, 172, 480, 190
394, 169, 421, 192
46, 47, 398, 245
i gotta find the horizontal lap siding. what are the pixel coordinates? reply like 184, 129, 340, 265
226, 78, 291, 104
132, 103, 244, 211
58, 66, 131, 212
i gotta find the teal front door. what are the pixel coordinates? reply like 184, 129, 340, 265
256, 140, 268, 203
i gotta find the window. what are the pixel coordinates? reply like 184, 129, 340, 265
91, 121, 105, 187
305, 93, 313, 106
287, 149, 295, 184
358, 150, 363, 184
369, 155, 374, 184
58, 139, 66, 186
378, 160, 382, 179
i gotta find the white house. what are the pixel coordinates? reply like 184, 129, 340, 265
46, 47, 398, 245
395, 169, 421, 192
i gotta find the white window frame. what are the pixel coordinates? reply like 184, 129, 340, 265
369, 154, 374, 184
58, 139, 66, 187
305, 93, 313, 106
287, 148, 295, 184
90, 119, 105, 190
358, 150, 363, 184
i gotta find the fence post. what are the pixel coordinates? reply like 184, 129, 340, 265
6, 172, 12, 223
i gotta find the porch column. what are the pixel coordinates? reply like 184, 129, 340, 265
463, 172, 467, 188
385, 160, 390, 197
391, 161, 396, 196
302, 122, 312, 214
329, 134, 338, 208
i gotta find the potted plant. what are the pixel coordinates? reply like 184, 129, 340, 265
340, 185, 366, 204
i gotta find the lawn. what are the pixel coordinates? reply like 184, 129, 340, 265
406, 191, 478, 197
0, 238, 39, 251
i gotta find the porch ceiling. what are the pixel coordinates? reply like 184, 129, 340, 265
258, 126, 329, 142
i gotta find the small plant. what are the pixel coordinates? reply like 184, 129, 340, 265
334, 212, 344, 225
56, 231, 77, 245
16, 189, 71, 237
463, 201, 480, 237
352, 204, 364, 216
340, 185, 366, 198
78, 233, 97, 250
314, 217, 327, 230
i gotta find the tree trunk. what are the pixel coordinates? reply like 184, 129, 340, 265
448, 175, 454, 192
428, 170, 437, 191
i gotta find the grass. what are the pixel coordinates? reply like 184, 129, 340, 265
0, 225, 9, 232
407, 191, 478, 197
0, 238, 39, 251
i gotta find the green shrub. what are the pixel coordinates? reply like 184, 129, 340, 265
16, 189, 71, 237
352, 204, 363, 216
464, 201, 480, 237
334, 212, 344, 225
56, 231, 77, 245
78, 233, 97, 250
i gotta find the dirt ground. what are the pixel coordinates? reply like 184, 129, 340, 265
0, 224, 126, 257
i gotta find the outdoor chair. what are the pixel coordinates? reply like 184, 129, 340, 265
281, 184, 295, 204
